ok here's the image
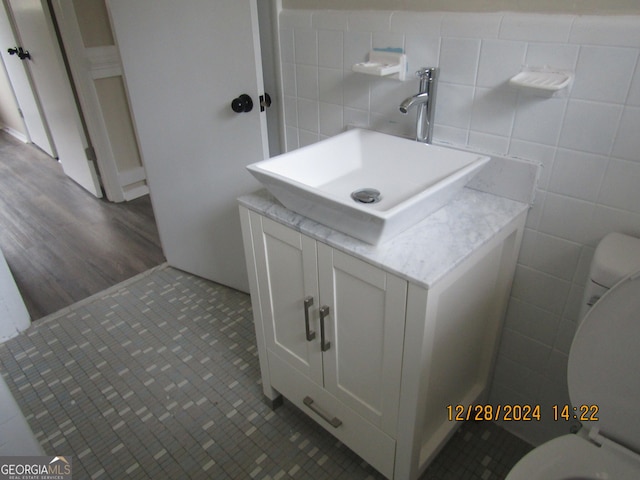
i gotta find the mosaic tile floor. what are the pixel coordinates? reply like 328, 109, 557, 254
0, 265, 532, 479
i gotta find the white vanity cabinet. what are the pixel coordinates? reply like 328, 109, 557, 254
241, 210, 405, 477
239, 194, 527, 480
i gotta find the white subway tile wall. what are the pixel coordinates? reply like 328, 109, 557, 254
277, 9, 640, 446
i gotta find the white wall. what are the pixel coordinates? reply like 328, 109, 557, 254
276, 9, 640, 445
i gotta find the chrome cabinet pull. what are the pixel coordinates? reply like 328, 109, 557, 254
303, 296, 315, 341
319, 305, 330, 352
303, 396, 342, 428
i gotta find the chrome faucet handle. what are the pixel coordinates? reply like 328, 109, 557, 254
416, 67, 437, 80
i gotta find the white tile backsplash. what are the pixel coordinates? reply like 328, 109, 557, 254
590, 204, 640, 242
281, 62, 297, 97
296, 98, 319, 132
525, 190, 545, 230
372, 32, 404, 51
492, 356, 542, 400
538, 192, 595, 244
612, 106, 640, 161
627, 62, 640, 106
294, 29, 318, 65
347, 11, 391, 32
467, 131, 509, 155
298, 128, 319, 147
554, 316, 580, 355
433, 123, 468, 145
439, 37, 481, 85
279, 28, 295, 64
512, 265, 573, 317
548, 149, 609, 202
570, 15, 640, 47
598, 158, 640, 211
511, 96, 567, 146
524, 42, 580, 71
312, 10, 348, 31
572, 46, 638, 103
369, 77, 408, 116
477, 40, 527, 88
504, 297, 560, 346
470, 87, 518, 136
343, 31, 372, 68
285, 125, 299, 151
558, 100, 622, 155
279, 10, 312, 29
283, 95, 298, 127
342, 73, 370, 111
434, 82, 474, 129
508, 140, 556, 189
467, 154, 540, 204
441, 12, 502, 38
391, 11, 443, 35
318, 30, 343, 68
543, 349, 569, 384
344, 106, 369, 129
276, 9, 640, 446
319, 102, 344, 136
499, 13, 574, 43
318, 67, 343, 104
296, 64, 318, 99
529, 232, 582, 281
404, 33, 440, 72
500, 329, 553, 375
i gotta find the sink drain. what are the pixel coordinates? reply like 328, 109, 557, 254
351, 188, 381, 204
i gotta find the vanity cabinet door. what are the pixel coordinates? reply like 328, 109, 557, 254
317, 244, 407, 436
250, 215, 323, 386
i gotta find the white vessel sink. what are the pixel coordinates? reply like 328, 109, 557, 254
247, 129, 490, 244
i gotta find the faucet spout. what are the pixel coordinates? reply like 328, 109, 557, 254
399, 67, 438, 143
399, 92, 429, 114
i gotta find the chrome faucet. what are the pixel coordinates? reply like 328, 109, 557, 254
399, 67, 438, 143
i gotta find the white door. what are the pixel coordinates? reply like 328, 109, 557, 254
0, 0, 54, 156
107, 0, 269, 291
7, 0, 102, 197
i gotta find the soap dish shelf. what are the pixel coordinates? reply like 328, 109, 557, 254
509, 67, 573, 97
352, 50, 407, 81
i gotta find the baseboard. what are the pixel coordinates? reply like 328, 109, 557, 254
1, 126, 29, 143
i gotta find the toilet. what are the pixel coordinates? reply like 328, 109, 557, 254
506, 232, 640, 479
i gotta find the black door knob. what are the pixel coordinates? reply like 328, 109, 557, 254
231, 94, 253, 113
7, 47, 30, 60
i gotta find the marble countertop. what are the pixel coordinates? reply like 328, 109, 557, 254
239, 188, 529, 289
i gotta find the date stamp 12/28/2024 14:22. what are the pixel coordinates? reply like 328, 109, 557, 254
446, 404, 600, 422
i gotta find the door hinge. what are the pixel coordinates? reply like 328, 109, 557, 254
85, 146, 96, 161
259, 93, 272, 112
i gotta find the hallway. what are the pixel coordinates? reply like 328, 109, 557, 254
0, 131, 165, 319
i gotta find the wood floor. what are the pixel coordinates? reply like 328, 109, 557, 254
0, 131, 165, 320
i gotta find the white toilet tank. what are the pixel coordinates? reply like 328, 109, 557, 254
580, 232, 640, 320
